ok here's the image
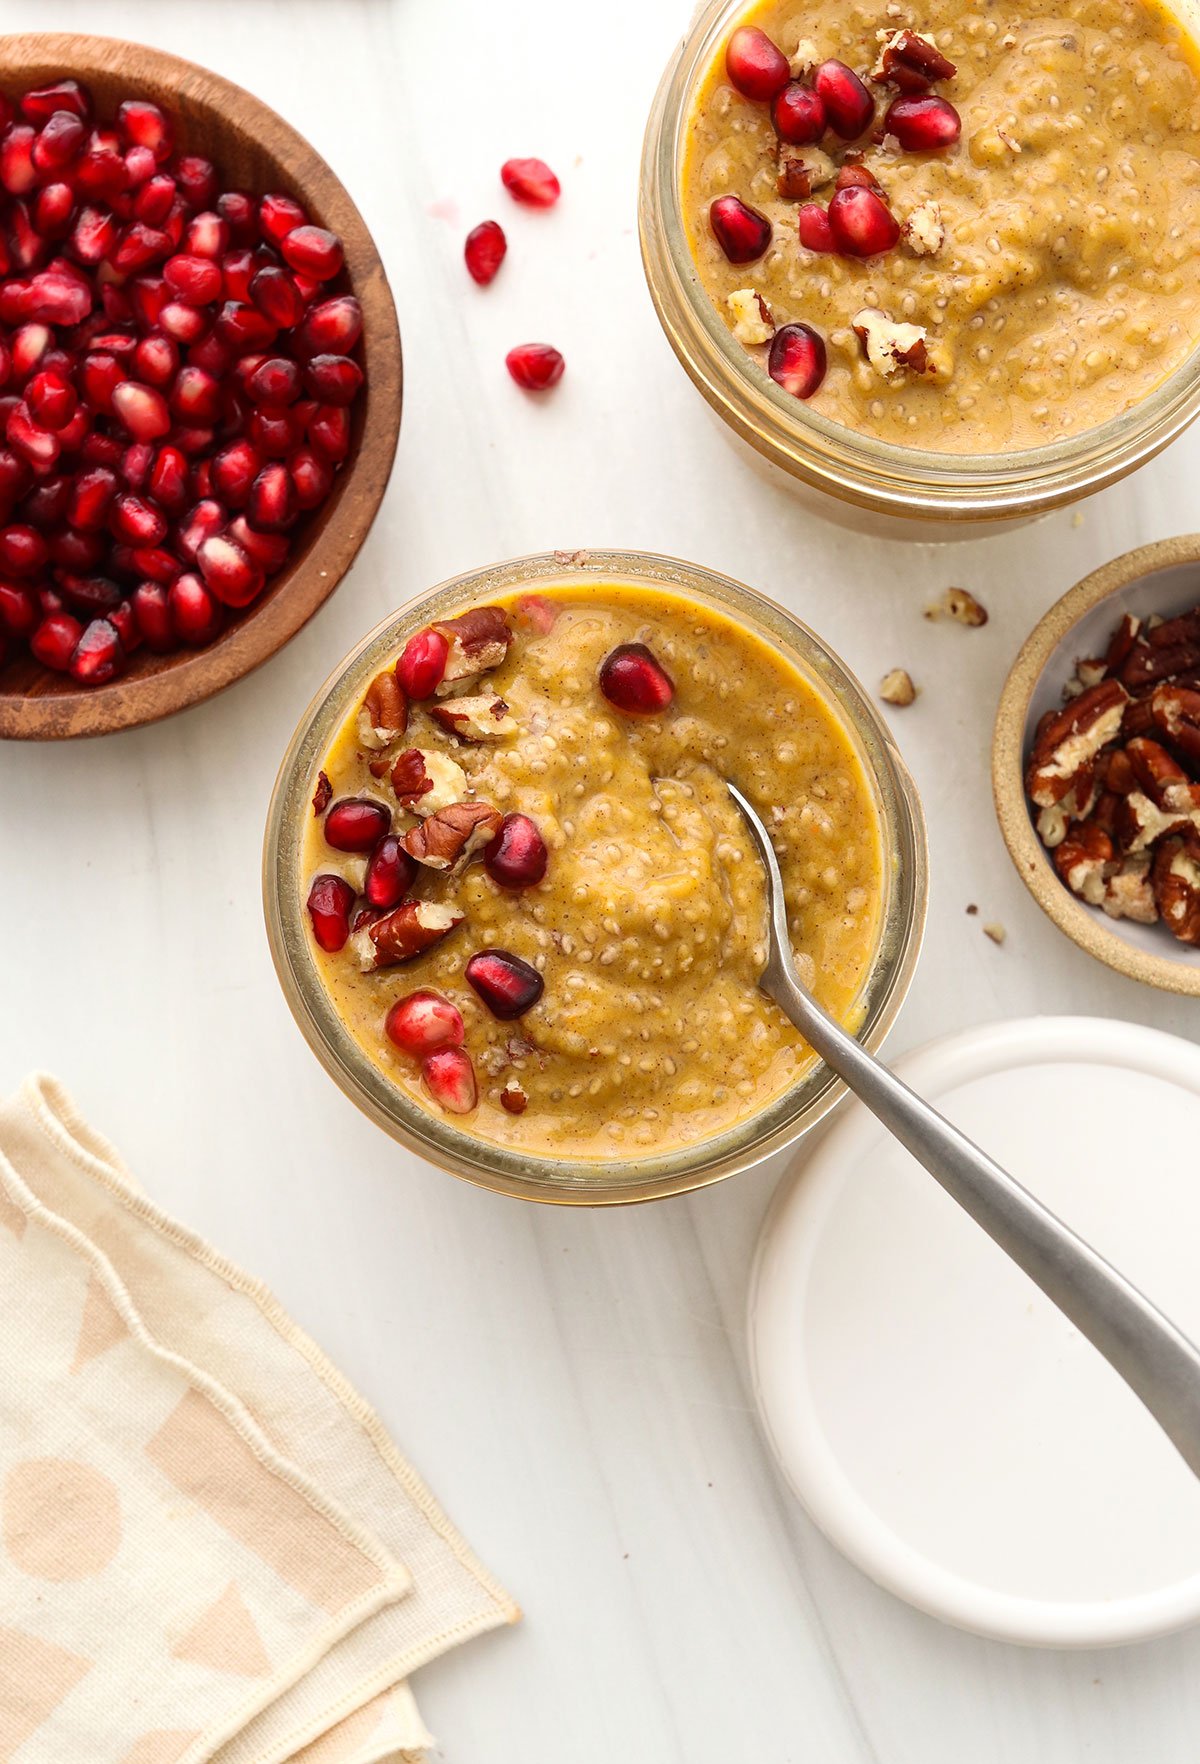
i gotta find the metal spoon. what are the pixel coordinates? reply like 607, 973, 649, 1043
729, 779, 1200, 1481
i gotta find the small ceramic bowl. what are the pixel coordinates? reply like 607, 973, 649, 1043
993, 534, 1200, 996
0, 34, 401, 741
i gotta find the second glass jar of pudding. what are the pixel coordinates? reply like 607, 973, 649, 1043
640, 0, 1200, 527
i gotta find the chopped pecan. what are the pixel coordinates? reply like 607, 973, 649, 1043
1101, 855, 1158, 924
789, 35, 821, 76
1103, 611, 1140, 677
727, 288, 775, 346
430, 606, 512, 694
390, 746, 468, 814
1153, 837, 1200, 944
777, 144, 836, 199
500, 1079, 529, 1115
1053, 821, 1114, 905
903, 199, 944, 256
853, 307, 930, 378
401, 800, 503, 870
358, 670, 408, 750
1024, 679, 1128, 808
1151, 683, 1200, 770
1121, 635, 1200, 691
359, 898, 465, 968
880, 667, 917, 706
311, 770, 333, 816
925, 585, 987, 626
431, 695, 518, 741
871, 27, 958, 90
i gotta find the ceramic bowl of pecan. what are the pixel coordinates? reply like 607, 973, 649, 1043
994, 535, 1200, 994
264, 549, 928, 1205
0, 35, 401, 739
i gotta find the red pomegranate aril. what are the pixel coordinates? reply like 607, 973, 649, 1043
813, 59, 876, 138
35, 182, 76, 240
725, 25, 790, 99
66, 205, 116, 271
768, 322, 827, 398
397, 627, 449, 698
168, 570, 222, 644
466, 949, 545, 1020
68, 616, 123, 685
505, 344, 565, 392
174, 155, 217, 210
422, 1047, 477, 1114
120, 442, 154, 490
22, 80, 91, 125
259, 191, 306, 243
30, 609, 83, 670
485, 813, 548, 889
185, 211, 227, 259
58, 574, 123, 615
108, 598, 140, 652
10, 324, 51, 383
8, 200, 47, 275
163, 251, 222, 305
500, 156, 560, 207
295, 294, 362, 357
24, 266, 93, 326
128, 275, 168, 328
134, 173, 177, 225
7, 402, 59, 468
112, 222, 173, 275
302, 354, 363, 406
246, 406, 300, 458
148, 444, 189, 513
32, 110, 86, 175
116, 99, 172, 162
709, 194, 772, 263
289, 445, 333, 509
217, 190, 256, 243
386, 991, 465, 1058
130, 579, 173, 650
0, 126, 37, 195
26, 371, 76, 433
176, 498, 226, 560
247, 461, 296, 532
215, 300, 277, 352
110, 380, 170, 440
129, 544, 179, 584
364, 834, 417, 910
885, 94, 962, 150
133, 333, 178, 387
324, 796, 391, 853
211, 439, 261, 507
0, 580, 37, 638
158, 300, 209, 343
69, 465, 119, 530
279, 225, 343, 280
771, 83, 828, 144
80, 352, 126, 415
22, 475, 70, 528
0, 447, 30, 504
599, 642, 675, 714
111, 492, 167, 547
306, 873, 356, 953
828, 184, 901, 256
797, 203, 836, 252
308, 403, 351, 458
0, 524, 47, 575
248, 263, 304, 328
189, 333, 233, 378
170, 364, 222, 424
196, 531, 263, 607
245, 357, 299, 408
226, 514, 288, 575
49, 529, 104, 574
464, 219, 507, 286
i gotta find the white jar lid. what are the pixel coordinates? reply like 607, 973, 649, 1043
749, 1016, 1200, 1647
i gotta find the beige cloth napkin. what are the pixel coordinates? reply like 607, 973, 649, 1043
0, 1075, 518, 1764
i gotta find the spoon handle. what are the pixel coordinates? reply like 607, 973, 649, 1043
730, 783, 1200, 1480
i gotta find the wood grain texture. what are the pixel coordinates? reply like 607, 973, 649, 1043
0, 34, 402, 740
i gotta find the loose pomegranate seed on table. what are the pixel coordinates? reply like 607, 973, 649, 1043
0, 75, 366, 690
464, 220, 507, 286
500, 157, 560, 208
505, 343, 565, 392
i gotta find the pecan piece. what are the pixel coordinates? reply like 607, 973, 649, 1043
1151, 684, 1200, 771
871, 27, 958, 90
1153, 836, 1200, 944
925, 585, 987, 626
1101, 855, 1158, 925
430, 606, 512, 695
1025, 679, 1128, 808
390, 746, 468, 814
853, 307, 930, 378
1053, 821, 1114, 905
1124, 736, 1200, 816
311, 769, 332, 816
430, 695, 518, 741
1102, 612, 1140, 677
355, 899, 465, 969
727, 288, 775, 345
777, 144, 836, 199
880, 667, 917, 706
903, 198, 944, 256
1121, 635, 1200, 691
500, 1079, 529, 1115
401, 800, 503, 870
357, 670, 408, 750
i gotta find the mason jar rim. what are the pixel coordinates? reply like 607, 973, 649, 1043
639, 0, 1200, 523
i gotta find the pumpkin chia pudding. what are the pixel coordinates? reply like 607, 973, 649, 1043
682, 0, 1200, 449
300, 583, 883, 1158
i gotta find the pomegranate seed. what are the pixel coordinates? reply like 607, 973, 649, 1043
129, 544, 179, 584
828, 184, 900, 255
0, 524, 47, 575
22, 81, 91, 125
111, 492, 167, 547
67, 204, 117, 267
464, 220, 507, 285
124, 144, 158, 189
80, 352, 125, 415
147, 444, 189, 513
725, 26, 790, 99
247, 357, 300, 407
177, 498, 226, 560
170, 364, 222, 424
110, 380, 171, 440
885, 94, 962, 150
217, 190, 256, 243
813, 60, 876, 138
798, 203, 836, 252
249, 264, 305, 329
133, 333, 178, 387
0, 448, 30, 502
279, 225, 343, 280
0, 580, 37, 638
112, 222, 174, 275
397, 628, 449, 698
296, 295, 362, 357
226, 514, 289, 575
10, 324, 51, 382
422, 1047, 477, 1114
386, 991, 465, 1057
59, 574, 123, 615
771, 83, 828, 144
465, 949, 544, 1020
306, 873, 356, 953
7, 402, 59, 468
108, 598, 140, 652
0, 126, 37, 195
75, 128, 127, 200
259, 192, 307, 243
289, 446, 333, 509
35, 182, 76, 240
212, 438, 261, 507
128, 276, 168, 328
364, 833, 417, 910
247, 462, 296, 531
598, 642, 675, 714
24, 267, 92, 326
500, 157, 560, 207
51, 530, 106, 574
185, 211, 228, 258
168, 571, 222, 644
69, 465, 119, 530
159, 300, 209, 343
709, 195, 772, 263
134, 173, 176, 225
131, 579, 173, 650
69, 616, 123, 685
163, 252, 222, 305
22, 476, 69, 529
196, 531, 264, 607
32, 111, 86, 175
116, 99, 173, 162
505, 343, 565, 391
215, 300, 277, 352
120, 441, 154, 490
190, 333, 233, 378
485, 813, 548, 889
26, 371, 76, 432
768, 323, 827, 398
30, 609, 83, 670
303, 354, 363, 406
308, 403, 351, 459
324, 797, 391, 852
175, 156, 217, 209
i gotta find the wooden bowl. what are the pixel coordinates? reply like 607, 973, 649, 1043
993, 535, 1200, 996
0, 34, 401, 740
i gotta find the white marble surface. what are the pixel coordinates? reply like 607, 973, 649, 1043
3, 1, 1200, 1757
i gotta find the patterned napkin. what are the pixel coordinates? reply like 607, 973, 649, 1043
0, 1075, 517, 1764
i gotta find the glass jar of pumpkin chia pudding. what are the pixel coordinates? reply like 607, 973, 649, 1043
264, 551, 927, 1205
640, 0, 1200, 524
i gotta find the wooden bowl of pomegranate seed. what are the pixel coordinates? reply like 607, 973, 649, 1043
0, 34, 401, 740
993, 535, 1200, 996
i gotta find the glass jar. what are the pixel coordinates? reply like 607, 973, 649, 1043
640, 0, 1200, 529
264, 549, 928, 1204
